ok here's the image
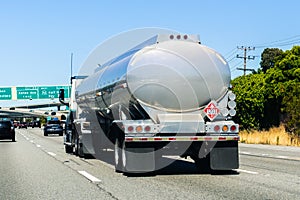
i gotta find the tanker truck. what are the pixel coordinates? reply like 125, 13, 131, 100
60, 34, 239, 173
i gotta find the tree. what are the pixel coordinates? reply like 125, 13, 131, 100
260, 48, 283, 73
232, 46, 300, 135
231, 73, 266, 130
264, 46, 300, 134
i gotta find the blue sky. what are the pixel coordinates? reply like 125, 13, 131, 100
1, 0, 300, 87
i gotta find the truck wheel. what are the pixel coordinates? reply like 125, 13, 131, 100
77, 139, 84, 158
114, 137, 124, 173
193, 156, 211, 173
74, 135, 79, 156
65, 145, 73, 153
44, 132, 48, 136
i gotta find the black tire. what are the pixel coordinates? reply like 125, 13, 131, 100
59, 132, 63, 136
65, 145, 73, 153
193, 156, 211, 173
44, 132, 48, 136
114, 137, 124, 173
77, 136, 85, 158
73, 132, 79, 156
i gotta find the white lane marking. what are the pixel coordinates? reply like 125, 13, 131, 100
30, 140, 34, 143
240, 151, 251, 155
78, 171, 101, 183
240, 151, 300, 161
236, 169, 259, 175
47, 152, 56, 157
36, 144, 41, 148
276, 155, 288, 159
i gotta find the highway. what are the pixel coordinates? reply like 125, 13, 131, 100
0, 128, 299, 200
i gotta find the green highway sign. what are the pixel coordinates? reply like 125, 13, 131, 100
16, 86, 70, 100
0, 85, 71, 100
38, 86, 70, 99
16, 86, 38, 99
0, 87, 12, 100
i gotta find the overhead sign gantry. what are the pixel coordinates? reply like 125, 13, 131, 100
0, 85, 71, 100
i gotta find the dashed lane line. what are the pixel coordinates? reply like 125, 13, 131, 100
240, 151, 300, 161
78, 170, 102, 183
235, 169, 259, 175
47, 152, 57, 157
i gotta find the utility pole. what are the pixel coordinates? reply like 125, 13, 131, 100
236, 46, 255, 76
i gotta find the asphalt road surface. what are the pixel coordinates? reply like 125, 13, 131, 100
0, 128, 299, 200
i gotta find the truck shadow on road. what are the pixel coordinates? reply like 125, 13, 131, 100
93, 150, 239, 177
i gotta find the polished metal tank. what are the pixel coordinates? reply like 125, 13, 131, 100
76, 34, 231, 117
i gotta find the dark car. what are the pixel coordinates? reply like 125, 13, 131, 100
31, 121, 41, 128
18, 122, 28, 129
0, 121, 15, 142
44, 120, 63, 136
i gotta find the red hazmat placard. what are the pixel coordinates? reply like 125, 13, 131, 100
204, 101, 220, 121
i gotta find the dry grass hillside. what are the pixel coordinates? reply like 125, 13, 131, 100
239, 125, 300, 147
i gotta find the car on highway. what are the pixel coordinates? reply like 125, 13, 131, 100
18, 122, 28, 129
0, 120, 15, 142
13, 121, 19, 128
31, 121, 41, 128
44, 120, 63, 136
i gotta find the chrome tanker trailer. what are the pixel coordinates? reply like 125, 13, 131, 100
60, 34, 239, 173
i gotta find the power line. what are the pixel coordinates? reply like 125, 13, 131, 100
255, 35, 300, 48
225, 48, 238, 59
236, 46, 256, 76
230, 61, 243, 71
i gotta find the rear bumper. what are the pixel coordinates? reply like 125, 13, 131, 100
125, 135, 239, 142
0, 132, 15, 139
44, 129, 63, 133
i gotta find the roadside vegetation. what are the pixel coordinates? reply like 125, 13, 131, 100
231, 46, 300, 146
239, 125, 300, 147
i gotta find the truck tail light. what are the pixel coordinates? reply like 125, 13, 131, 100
230, 125, 237, 132
144, 126, 151, 132
136, 126, 143, 133
214, 125, 220, 132
222, 125, 229, 132
127, 126, 134, 132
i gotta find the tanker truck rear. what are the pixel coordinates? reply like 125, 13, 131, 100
61, 34, 239, 173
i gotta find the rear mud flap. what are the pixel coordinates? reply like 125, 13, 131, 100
124, 148, 155, 172
210, 147, 239, 170
81, 134, 95, 155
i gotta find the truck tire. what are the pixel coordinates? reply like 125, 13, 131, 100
193, 155, 211, 173
77, 140, 84, 158
114, 137, 124, 173
65, 145, 73, 153
74, 134, 79, 156
44, 132, 48, 136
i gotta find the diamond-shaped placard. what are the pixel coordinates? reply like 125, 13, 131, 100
204, 101, 220, 121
